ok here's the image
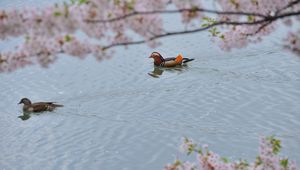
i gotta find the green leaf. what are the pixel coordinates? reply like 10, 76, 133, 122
219, 34, 225, 40
187, 144, 195, 155
255, 156, 263, 166
69, 0, 88, 5
64, 2, 69, 17
266, 135, 281, 154
247, 15, 254, 22
183, 138, 197, 156
237, 159, 249, 168
191, 6, 198, 12
230, 0, 237, 4
78, 0, 89, 4
107, 12, 112, 18
114, 0, 120, 5
53, 11, 62, 17
221, 157, 229, 163
64, 35, 72, 42
126, 0, 136, 11
208, 27, 220, 36
25, 35, 30, 43
174, 159, 181, 166
202, 17, 210, 22
251, 0, 258, 6
201, 17, 217, 29
201, 23, 209, 28
184, 137, 189, 143
230, 0, 239, 9
280, 159, 289, 169
197, 148, 202, 155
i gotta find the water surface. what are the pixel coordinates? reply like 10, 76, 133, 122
0, 1, 300, 169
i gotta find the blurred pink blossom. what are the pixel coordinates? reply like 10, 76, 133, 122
166, 136, 297, 170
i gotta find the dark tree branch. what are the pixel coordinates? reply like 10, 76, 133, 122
244, 21, 272, 36
276, 0, 300, 15
102, 11, 300, 50
84, 0, 300, 24
85, 8, 267, 23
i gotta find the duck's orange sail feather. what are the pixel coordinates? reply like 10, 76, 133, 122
175, 54, 183, 64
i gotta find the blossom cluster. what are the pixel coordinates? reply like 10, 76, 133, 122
0, 0, 170, 72
165, 136, 297, 170
215, 0, 300, 51
284, 30, 300, 55
0, 34, 105, 72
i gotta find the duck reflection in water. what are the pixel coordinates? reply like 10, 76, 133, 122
148, 66, 187, 78
18, 98, 63, 121
18, 112, 31, 121
18, 111, 47, 121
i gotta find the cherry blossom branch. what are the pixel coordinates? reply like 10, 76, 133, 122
102, 10, 300, 50
166, 136, 297, 170
85, 8, 268, 23
85, 0, 300, 24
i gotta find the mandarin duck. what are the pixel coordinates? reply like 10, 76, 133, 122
18, 98, 63, 113
149, 52, 194, 67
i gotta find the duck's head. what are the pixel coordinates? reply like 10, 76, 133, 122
149, 52, 163, 59
18, 98, 32, 105
149, 52, 164, 65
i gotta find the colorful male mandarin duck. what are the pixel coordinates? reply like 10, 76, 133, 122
18, 98, 63, 113
149, 52, 194, 67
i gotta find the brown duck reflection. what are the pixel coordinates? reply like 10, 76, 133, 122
148, 66, 187, 78
18, 112, 31, 121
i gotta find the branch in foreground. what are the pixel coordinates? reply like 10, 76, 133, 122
102, 11, 300, 50
85, 8, 267, 23
85, 0, 300, 24
166, 136, 297, 170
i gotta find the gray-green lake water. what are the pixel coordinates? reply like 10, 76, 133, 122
1, 0, 300, 169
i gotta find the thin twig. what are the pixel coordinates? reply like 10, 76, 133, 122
244, 21, 272, 36
276, 0, 300, 15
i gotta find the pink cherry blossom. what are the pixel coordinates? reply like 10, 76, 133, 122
168, 136, 297, 170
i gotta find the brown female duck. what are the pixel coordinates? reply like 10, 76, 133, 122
18, 98, 63, 113
149, 52, 194, 67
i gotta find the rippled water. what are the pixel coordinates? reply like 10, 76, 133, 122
1, 1, 300, 170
